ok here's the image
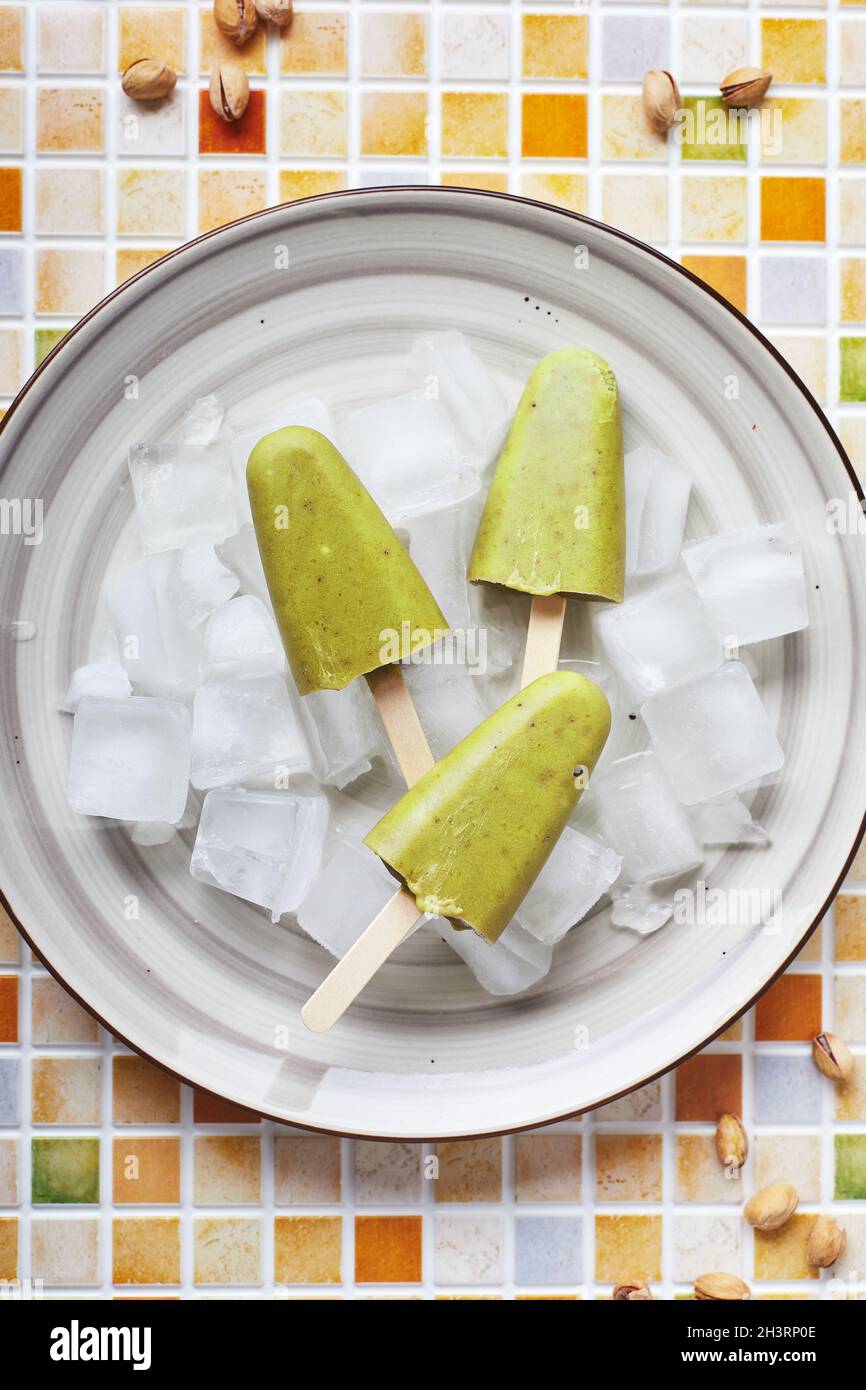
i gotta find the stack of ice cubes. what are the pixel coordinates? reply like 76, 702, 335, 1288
63, 345, 808, 992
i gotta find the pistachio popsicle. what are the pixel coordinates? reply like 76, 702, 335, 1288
247, 427, 448, 785
302, 671, 611, 1031
469, 350, 625, 686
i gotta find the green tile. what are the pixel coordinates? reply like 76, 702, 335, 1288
34, 327, 67, 368
31, 1137, 99, 1205
834, 1134, 866, 1199
840, 337, 866, 402
680, 97, 747, 163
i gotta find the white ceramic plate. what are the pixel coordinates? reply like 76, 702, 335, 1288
0, 188, 863, 1139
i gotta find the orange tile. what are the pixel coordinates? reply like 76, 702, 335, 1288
435, 1139, 502, 1202
113, 1056, 181, 1125
361, 92, 428, 157
0, 164, 20, 230
674, 1053, 743, 1120
198, 88, 266, 155
113, 1217, 180, 1285
522, 93, 587, 159
355, 1215, 422, 1283
0, 1215, 17, 1280
761, 177, 825, 243
681, 255, 748, 314
0, 975, 17, 1042
522, 14, 588, 80
595, 1215, 662, 1283
113, 1138, 181, 1205
441, 92, 507, 159
755, 973, 822, 1041
192, 1089, 260, 1124
118, 6, 186, 74
275, 1216, 342, 1283
280, 12, 347, 76
279, 169, 346, 202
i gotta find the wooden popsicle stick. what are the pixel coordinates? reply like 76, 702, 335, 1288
301, 886, 422, 1033
520, 594, 567, 688
366, 663, 435, 788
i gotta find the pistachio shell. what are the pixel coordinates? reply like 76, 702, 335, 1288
695, 1272, 751, 1301
812, 1032, 855, 1083
715, 1113, 748, 1169
744, 1182, 799, 1231
214, 0, 259, 45
209, 61, 250, 122
254, 0, 293, 24
806, 1215, 846, 1269
720, 67, 772, 109
642, 69, 681, 134
121, 58, 177, 102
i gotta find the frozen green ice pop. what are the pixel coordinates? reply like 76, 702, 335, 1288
247, 427, 448, 696
469, 350, 625, 685
365, 670, 611, 944
301, 669, 611, 1031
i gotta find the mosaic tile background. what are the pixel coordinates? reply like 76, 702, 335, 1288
0, 0, 864, 1299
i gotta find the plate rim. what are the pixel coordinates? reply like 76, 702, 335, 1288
1, 183, 863, 1140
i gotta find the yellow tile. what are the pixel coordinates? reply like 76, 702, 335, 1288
440, 171, 508, 193
119, 6, 186, 74
113, 1217, 180, 1285
521, 173, 587, 214
842, 100, 866, 164
836, 1057, 866, 1122
279, 169, 347, 202
0, 6, 24, 72
841, 178, 866, 244
761, 176, 825, 242
602, 94, 666, 162
522, 14, 588, 80
280, 90, 347, 157
0, 1215, 16, 1280
595, 1215, 662, 1283
117, 169, 185, 237
760, 98, 826, 165
361, 13, 427, 78
441, 92, 507, 159
116, 247, 172, 286
836, 893, 866, 958
199, 9, 266, 74
522, 93, 586, 158
35, 249, 104, 316
361, 92, 428, 157
193, 1217, 261, 1285
197, 170, 267, 233
682, 254, 747, 314
762, 19, 826, 85
754, 1215, 819, 1281
603, 174, 668, 241
280, 12, 347, 76
682, 175, 748, 242
676, 1134, 743, 1203
37, 88, 104, 153
275, 1216, 342, 1284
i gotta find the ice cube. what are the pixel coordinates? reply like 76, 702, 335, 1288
190, 788, 329, 921
61, 660, 132, 713
624, 447, 692, 576
592, 751, 703, 882
348, 393, 480, 519
68, 695, 191, 823
693, 794, 769, 847
641, 661, 784, 805
436, 919, 552, 996
403, 659, 489, 759
610, 882, 674, 936
131, 820, 177, 846
409, 331, 509, 457
225, 397, 337, 522
518, 827, 622, 945
304, 682, 387, 789
106, 554, 204, 697
166, 539, 240, 630
190, 676, 313, 790
296, 832, 398, 957
217, 525, 271, 606
594, 575, 722, 699
406, 504, 472, 635
681, 522, 809, 646
176, 394, 225, 446
128, 443, 236, 554
200, 596, 284, 680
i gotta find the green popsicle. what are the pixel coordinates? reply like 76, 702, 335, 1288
247, 427, 448, 696
363, 670, 611, 944
469, 349, 625, 602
